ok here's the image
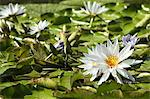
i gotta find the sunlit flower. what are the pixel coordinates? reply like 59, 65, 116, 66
0, 3, 25, 19
29, 20, 49, 38
79, 39, 141, 85
0, 19, 12, 33
81, 1, 108, 16
122, 34, 138, 47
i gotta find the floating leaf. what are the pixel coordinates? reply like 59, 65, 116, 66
97, 81, 121, 94
24, 89, 56, 99
49, 69, 64, 78
33, 78, 57, 89
60, 71, 74, 90
53, 16, 71, 25
138, 61, 150, 72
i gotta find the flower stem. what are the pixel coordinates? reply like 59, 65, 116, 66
12, 16, 18, 23
89, 17, 95, 28
89, 17, 94, 28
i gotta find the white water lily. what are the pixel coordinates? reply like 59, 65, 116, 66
0, 3, 25, 19
29, 20, 49, 38
79, 39, 141, 85
81, 1, 108, 16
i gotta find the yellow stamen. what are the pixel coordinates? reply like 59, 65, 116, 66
105, 55, 119, 68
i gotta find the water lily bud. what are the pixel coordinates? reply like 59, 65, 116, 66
68, 32, 78, 42
23, 38, 36, 44
60, 32, 67, 44
32, 78, 57, 89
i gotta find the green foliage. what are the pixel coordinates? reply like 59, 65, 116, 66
53, 16, 71, 25
0, 1, 150, 99
97, 81, 122, 94
138, 61, 150, 72
24, 89, 56, 99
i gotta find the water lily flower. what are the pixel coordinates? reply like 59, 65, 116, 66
81, 1, 108, 16
0, 19, 12, 33
0, 3, 25, 19
122, 34, 138, 47
29, 20, 49, 38
79, 39, 140, 85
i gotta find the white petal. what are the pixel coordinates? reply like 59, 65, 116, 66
107, 39, 112, 47
101, 44, 111, 57
117, 69, 135, 81
87, 1, 91, 12
93, 3, 99, 14
123, 59, 143, 65
90, 74, 97, 81
97, 69, 103, 76
91, 2, 96, 13
83, 71, 90, 75
94, 44, 107, 61
131, 33, 137, 39
119, 49, 134, 62
98, 70, 110, 85
78, 64, 86, 68
111, 70, 123, 84
84, 64, 93, 70
107, 39, 113, 54
95, 44, 106, 60
80, 58, 89, 64
119, 44, 131, 59
113, 38, 119, 55
89, 68, 99, 75
108, 68, 114, 73
84, 54, 100, 61
118, 62, 131, 69
97, 6, 108, 14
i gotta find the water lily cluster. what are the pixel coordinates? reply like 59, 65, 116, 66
0, 3, 24, 32
0, 2, 142, 85
0, 1, 149, 98
0, 3, 49, 39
